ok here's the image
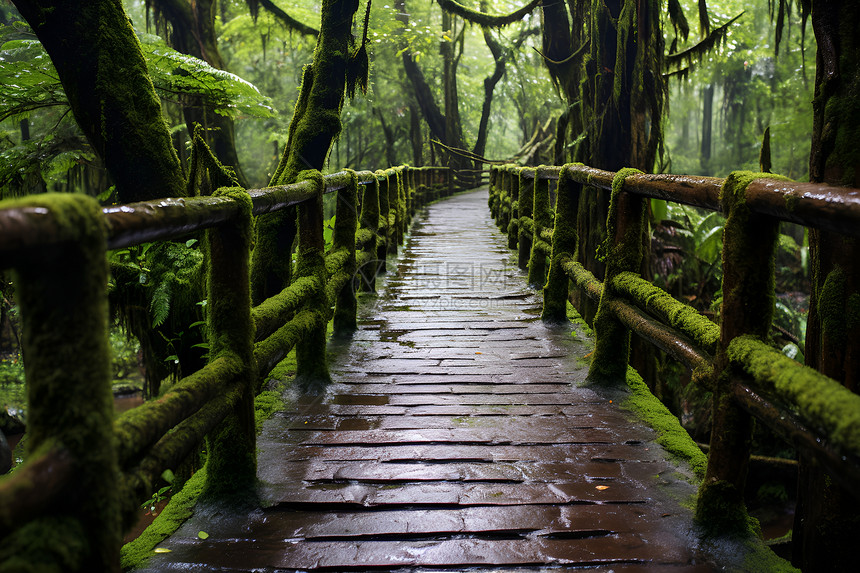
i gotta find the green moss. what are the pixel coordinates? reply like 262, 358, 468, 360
251, 276, 318, 341
543, 165, 581, 322
612, 271, 719, 354
119, 466, 207, 570
695, 479, 757, 538
588, 168, 645, 384
727, 335, 860, 454
0, 516, 88, 573
4, 193, 120, 570
623, 366, 707, 480
527, 169, 552, 287
740, 538, 801, 572
818, 266, 847, 346
201, 186, 256, 503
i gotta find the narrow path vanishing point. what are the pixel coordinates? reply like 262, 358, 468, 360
139, 187, 716, 571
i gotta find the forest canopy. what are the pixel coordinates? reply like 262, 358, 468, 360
0, 0, 815, 199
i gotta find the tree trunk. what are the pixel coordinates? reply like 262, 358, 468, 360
700, 83, 714, 174
794, 1, 860, 569
152, 0, 249, 188
374, 107, 398, 166
409, 103, 424, 166
12, 0, 186, 203
251, 0, 359, 301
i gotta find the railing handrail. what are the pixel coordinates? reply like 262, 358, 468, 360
512, 163, 860, 237
489, 162, 860, 535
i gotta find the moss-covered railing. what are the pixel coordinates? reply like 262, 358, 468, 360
0, 164, 454, 571
489, 163, 860, 536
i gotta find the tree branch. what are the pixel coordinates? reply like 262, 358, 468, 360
436, 0, 541, 28
257, 0, 319, 37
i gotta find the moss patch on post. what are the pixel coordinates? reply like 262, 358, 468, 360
543, 164, 582, 322
1, 193, 119, 571
201, 187, 256, 504
587, 168, 644, 385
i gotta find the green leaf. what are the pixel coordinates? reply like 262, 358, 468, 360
197, 531, 209, 540
161, 469, 175, 484
651, 199, 667, 224
185, 238, 198, 248
138, 33, 276, 119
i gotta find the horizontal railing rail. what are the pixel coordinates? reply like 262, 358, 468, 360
0, 163, 458, 570
489, 163, 860, 534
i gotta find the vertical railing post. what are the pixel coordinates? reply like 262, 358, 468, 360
387, 168, 399, 254
587, 168, 646, 383
203, 187, 256, 499
5, 195, 119, 571
395, 168, 404, 244
507, 167, 519, 249
488, 166, 498, 218
517, 168, 534, 271
333, 171, 359, 334
358, 175, 380, 292
376, 170, 390, 272
294, 170, 331, 388
696, 171, 783, 535
496, 167, 508, 231
404, 167, 415, 222
543, 165, 582, 321
528, 167, 552, 287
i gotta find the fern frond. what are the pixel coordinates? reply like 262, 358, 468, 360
150, 275, 173, 328
665, 12, 744, 72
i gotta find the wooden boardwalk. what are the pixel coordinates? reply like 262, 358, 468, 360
140, 188, 715, 571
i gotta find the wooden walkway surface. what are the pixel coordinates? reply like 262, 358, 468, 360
140, 188, 715, 571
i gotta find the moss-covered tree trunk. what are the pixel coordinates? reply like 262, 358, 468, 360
251, 0, 359, 305
794, 1, 860, 569
12, 0, 186, 203
150, 0, 250, 188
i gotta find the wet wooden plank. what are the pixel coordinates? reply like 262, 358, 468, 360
261, 443, 656, 463
164, 534, 692, 570
263, 481, 650, 507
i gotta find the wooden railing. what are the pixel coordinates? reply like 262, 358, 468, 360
0, 164, 454, 571
490, 163, 860, 534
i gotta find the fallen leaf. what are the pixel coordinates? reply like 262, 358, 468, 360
475, 351, 482, 354
595, 485, 610, 490
198, 531, 209, 540
154, 547, 171, 554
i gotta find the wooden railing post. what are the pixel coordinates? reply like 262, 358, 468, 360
488, 166, 498, 218
587, 168, 646, 383
696, 171, 783, 535
543, 164, 582, 321
1, 195, 120, 571
387, 168, 399, 254
357, 174, 380, 292
376, 170, 390, 271
517, 168, 534, 271
333, 171, 359, 334
294, 170, 331, 388
527, 167, 552, 287
507, 168, 519, 249
202, 187, 256, 499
